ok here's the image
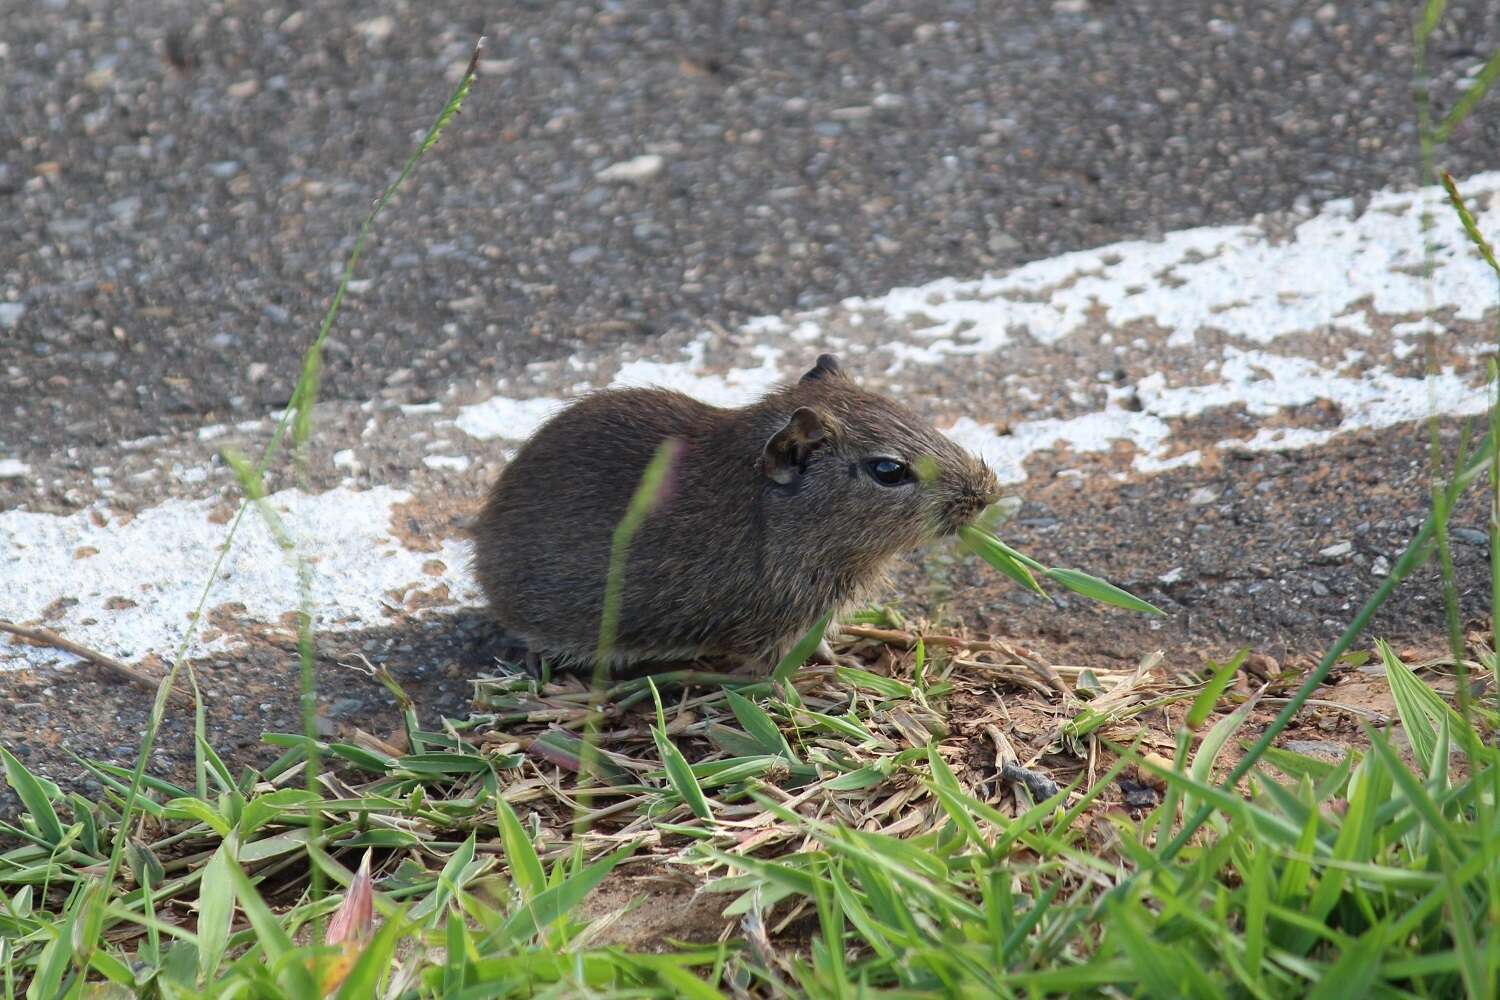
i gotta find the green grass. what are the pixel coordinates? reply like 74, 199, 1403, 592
7, 7, 1500, 998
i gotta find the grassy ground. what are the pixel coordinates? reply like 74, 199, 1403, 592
7, 8, 1500, 997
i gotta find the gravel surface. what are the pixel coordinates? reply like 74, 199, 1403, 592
4, 0, 1499, 455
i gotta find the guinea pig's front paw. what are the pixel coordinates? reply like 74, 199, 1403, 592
812, 638, 862, 670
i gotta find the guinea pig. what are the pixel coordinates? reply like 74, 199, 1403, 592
472, 353, 1000, 671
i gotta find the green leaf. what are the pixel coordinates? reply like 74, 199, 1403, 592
1189, 691, 1260, 790
333, 910, 409, 1000
773, 611, 834, 683
161, 797, 233, 838
834, 666, 914, 701
797, 709, 880, 744
1376, 639, 1482, 771
1044, 567, 1164, 616
497, 842, 638, 943
396, 752, 493, 775
27, 911, 74, 1000
196, 841, 236, 982
1305, 924, 1386, 1000
653, 727, 714, 821
1, 747, 63, 846
496, 798, 546, 900
411, 834, 480, 923
824, 766, 890, 791
237, 788, 322, 839
958, 526, 1046, 595
724, 691, 796, 760
1186, 650, 1247, 730
1436, 50, 1500, 143
705, 723, 777, 759
223, 850, 319, 995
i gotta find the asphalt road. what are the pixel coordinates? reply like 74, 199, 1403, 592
4, 0, 1498, 454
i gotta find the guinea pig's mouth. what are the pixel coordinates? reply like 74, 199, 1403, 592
936, 498, 994, 536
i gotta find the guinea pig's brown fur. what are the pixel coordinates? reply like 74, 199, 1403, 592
472, 354, 999, 670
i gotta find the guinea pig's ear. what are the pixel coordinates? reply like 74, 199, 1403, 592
800, 354, 844, 383
760, 406, 832, 484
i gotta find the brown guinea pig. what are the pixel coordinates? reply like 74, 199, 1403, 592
472, 353, 1000, 671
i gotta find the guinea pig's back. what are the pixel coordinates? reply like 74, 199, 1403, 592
472, 388, 719, 654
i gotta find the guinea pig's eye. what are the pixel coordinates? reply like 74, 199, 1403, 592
865, 458, 911, 487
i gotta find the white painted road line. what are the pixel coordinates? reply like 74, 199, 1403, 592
4, 171, 1500, 672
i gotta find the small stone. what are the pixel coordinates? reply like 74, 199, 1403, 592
829, 105, 871, 121
328, 696, 365, 717
872, 92, 907, 111
596, 154, 664, 184
1370, 555, 1391, 577
227, 78, 259, 99
1282, 740, 1345, 759
1450, 527, 1488, 546
1187, 486, 1219, 506
568, 245, 602, 265
987, 232, 1021, 254
874, 235, 901, 255
1317, 540, 1352, 560
355, 15, 395, 42
0, 459, 30, 479
108, 196, 141, 224
208, 160, 241, 178
0, 303, 25, 330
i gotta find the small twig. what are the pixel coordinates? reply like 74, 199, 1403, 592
0, 620, 194, 706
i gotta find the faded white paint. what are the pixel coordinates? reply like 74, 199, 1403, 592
5, 171, 1500, 672
1, 487, 477, 671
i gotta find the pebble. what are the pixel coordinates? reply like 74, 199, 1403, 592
569, 245, 602, 265
0, 302, 25, 330
328, 696, 365, 717
987, 232, 1021, 254
1317, 540, 1352, 560
108, 196, 141, 224
1450, 527, 1488, 546
596, 154, 664, 184
355, 15, 395, 42
1187, 486, 1219, 505
1282, 740, 1345, 759
1370, 554, 1391, 577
